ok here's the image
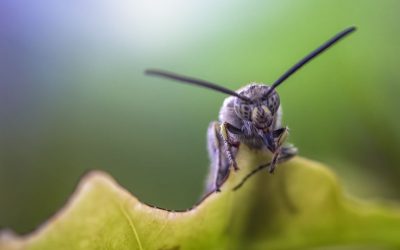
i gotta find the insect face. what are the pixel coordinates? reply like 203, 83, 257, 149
233, 85, 280, 130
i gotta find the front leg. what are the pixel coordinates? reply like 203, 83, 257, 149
268, 127, 290, 173
205, 121, 242, 193
219, 122, 241, 171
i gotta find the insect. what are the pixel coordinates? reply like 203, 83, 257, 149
145, 26, 356, 193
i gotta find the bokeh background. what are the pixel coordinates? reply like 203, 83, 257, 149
1, 0, 399, 234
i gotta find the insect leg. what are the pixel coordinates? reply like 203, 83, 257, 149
268, 127, 290, 173
233, 145, 297, 191
220, 122, 241, 171
269, 153, 280, 174
272, 127, 289, 148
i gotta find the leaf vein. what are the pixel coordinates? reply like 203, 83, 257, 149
119, 201, 144, 250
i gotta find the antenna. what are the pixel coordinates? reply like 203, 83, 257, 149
145, 69, 252, 102
265, 26, 356, 96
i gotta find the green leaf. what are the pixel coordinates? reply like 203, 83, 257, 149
1, 146, 400, 250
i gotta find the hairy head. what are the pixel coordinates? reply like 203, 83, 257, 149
233, 84, 280, 129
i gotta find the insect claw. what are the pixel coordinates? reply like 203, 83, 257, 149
232, 162, 240, 171
268, 166, 275, 174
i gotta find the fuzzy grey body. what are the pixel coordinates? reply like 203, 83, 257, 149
205, 83, 293, 193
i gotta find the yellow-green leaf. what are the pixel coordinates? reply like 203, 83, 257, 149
1, 146, 400, 250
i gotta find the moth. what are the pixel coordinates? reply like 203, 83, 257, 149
145, 26, 356, 193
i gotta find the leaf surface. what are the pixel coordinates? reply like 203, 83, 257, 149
1, 146, 400, 250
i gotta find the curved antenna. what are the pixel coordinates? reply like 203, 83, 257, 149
266, 26, 356, 96
145, 69, 252, 102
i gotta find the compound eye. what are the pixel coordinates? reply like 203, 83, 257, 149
234, 102, 252, 121
263, 93, 280, 113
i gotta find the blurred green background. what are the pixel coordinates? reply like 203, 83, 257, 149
1, 0, 399, 234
